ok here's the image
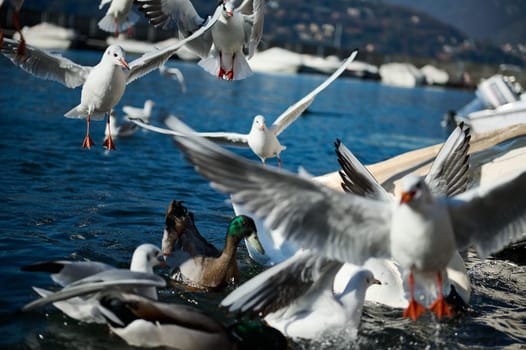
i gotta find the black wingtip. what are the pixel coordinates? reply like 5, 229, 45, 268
21, 261, 65, 273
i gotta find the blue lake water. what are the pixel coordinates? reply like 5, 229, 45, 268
1, 49, 524, 349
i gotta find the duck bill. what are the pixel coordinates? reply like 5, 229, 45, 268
400, 191, 415, 204
246, 232, 265, 254
119, 58, 130, 70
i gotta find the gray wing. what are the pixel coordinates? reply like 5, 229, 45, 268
137, 0, 216, 57
425, 122, 471, 197
270, 50, 358, 137
21, 260, 114, 287
335, 139, 392, 202
168, 117, 393, 264
126, 11, 219, 84
1, 38, 90, 88
22, 271, 166, 312
221, 252, 342, 317
165, 115, 249, 147
240, 0, 265, 59
129, 116, 249, 147
448, 171, 526, 258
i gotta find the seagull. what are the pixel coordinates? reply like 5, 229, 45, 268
221, 251, 380, 340
98, 0, 140, 37
137, 0, 264, 80
131, 50, 358, 168
234, 124, 472, 310
333, 123, 472, 311
159, 64, 187, 93
20, 243, 166, 323
122, 99, 156, 122
0, 0, 25, 56
0, 19, 216, 151
166, 117, 526, 322
104, 110, 139, 140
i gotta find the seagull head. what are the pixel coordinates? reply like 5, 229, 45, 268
221, 0, 235, 17
252, 115, 267, 131
130, 243, 167, 272
399, 175, 430, 205
104, 45, 130, 70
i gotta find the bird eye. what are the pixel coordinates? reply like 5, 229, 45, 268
113, 53, 118, 57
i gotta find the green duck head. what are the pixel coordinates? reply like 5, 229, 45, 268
227, 215, 265, 254
228, 319, 288, 350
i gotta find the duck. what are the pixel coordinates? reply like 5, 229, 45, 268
137, 0, 264, 80
40, 288, 287, 350
221, 251, 380, 340
166, 117, 526, 322
21, 243, 166, 323
162, 199, 264, 290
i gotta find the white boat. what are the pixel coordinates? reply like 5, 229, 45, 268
445, 74, 526, 134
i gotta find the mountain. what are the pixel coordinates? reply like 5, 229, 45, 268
14, 0, 526, 66
382, 0, 526, 46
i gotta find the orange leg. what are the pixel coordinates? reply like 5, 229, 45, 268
82, 113, 95, 149
114, 20, 119, 38
218, 52, 226, 79
225, 53, 235, 80
12, 11, 25, 57
277, 156, 282, 170
126, 18, 134, 37
403, 272, 426, 321
102, 113, 116, 151
429, 272, 452, 319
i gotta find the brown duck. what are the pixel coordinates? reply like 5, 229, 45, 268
162, 200, 264, 290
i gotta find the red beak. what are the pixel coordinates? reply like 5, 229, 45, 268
227, 11, 233, 16
119, 58, 130, 70
400, 191, 415, 204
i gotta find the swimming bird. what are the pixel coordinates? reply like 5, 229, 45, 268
0, 19, 216, 151
104, 110, 139, 141
221, 251, 380, 340
122, 99, 155, 122
0, 0, 25, 56
21, 243, 166, 323
166, 117, 526, 321
131, 50, 358, 168
98, 0, 140, 37
137, 0, 264, 80
162, 199, 264, 290
37, 288, 288, 350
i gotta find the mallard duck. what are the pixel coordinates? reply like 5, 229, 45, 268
162, 199, 264, 290
95, 291, 287, 349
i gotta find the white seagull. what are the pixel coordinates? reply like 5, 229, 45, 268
98, 0, 140, 37
21, 243, 166, 323
167, 117, 526, 322
137, 0, 264, 80
0, 19, 215, 151
122, 99, 156, 122
221, 251, 380, 340
131, 50, 358, 168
